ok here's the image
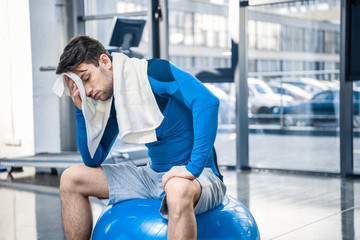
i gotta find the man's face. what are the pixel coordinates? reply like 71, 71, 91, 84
75, 54, 113, 101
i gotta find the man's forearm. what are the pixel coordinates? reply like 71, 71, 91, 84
75, 107, 118, 167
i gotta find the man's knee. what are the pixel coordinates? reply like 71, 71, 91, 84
165, 178, 201, 212
60, 165, 86, 195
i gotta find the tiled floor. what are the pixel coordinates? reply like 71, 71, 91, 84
0, 166, 359, 239
225, 170, 360, 239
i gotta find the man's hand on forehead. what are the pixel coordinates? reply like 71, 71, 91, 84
64, 75, 83, 110
64, 75, 72, 85
64, 75, 76, 90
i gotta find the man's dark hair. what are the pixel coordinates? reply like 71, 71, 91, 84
56, 35, 111, 75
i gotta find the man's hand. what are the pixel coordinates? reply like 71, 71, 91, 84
162, 166, 196, 189
64, 76, 82, 110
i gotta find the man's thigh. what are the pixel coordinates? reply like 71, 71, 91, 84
61, 164, 109, 199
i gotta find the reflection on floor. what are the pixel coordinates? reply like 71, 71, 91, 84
0, 167, 359, 240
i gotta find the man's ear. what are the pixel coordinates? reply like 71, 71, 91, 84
99, 54, 112, 69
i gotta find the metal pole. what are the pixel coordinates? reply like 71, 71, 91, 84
340, 0, 353, 178
148, 0, 160, 58
340, 179, 355, 239
236, 1, 249, 170
159, 0, 169, 60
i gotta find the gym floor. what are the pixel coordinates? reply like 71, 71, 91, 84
0, 166, 359, 240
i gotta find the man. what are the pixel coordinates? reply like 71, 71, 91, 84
56, 35, 226, 240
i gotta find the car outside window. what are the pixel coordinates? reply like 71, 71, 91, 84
254, 84, 266, 94
314, 92, 330, 101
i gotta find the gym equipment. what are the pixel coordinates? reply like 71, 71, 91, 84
92, 195, 260, 239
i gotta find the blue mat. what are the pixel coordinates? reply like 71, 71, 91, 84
0, 166, 6, 172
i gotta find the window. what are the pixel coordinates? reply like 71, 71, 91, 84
248, 0, 341, 172
168, 0, 231, 70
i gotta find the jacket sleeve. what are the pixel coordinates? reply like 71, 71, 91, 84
75, 102, 119, 167
148, 59, 219, 177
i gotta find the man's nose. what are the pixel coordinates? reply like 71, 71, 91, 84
84, 82, 93, 97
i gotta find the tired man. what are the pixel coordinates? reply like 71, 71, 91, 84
56, 35, 226, 240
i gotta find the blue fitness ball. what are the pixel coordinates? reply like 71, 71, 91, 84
92, 195, 260, 240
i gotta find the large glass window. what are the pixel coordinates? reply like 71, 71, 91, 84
247, 0, 341, 172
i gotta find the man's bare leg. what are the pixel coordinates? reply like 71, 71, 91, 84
60, 165, 109, 240
164, 177, 201, 240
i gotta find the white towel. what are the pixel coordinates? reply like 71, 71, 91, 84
52, 72, 113, 158
112, 52, 164, 143
52, 53, 164, 158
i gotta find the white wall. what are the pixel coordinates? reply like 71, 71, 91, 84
0, 0, 72, 158
0, 0, 35, 158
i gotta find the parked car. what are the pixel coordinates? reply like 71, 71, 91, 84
268, 78, 338, 97
248, 78, 294, 123
321, 79, 340, 90
269, 82, 312, 101
205, 79, 296, 125
273, 90, 360, 127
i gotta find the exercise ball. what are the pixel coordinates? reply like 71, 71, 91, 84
92, 195, 260, 240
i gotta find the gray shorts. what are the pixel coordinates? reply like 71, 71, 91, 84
101, 163, 227, 218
